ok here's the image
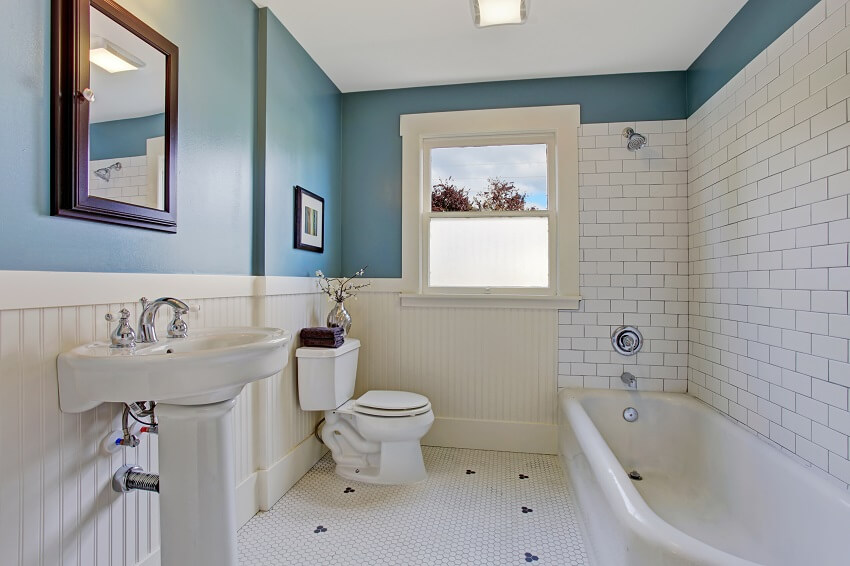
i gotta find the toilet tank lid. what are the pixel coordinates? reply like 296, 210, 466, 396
296, 338, 360, 358
356, 390, 429, 411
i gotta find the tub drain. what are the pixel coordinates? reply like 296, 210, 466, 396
628, 470, 642, 481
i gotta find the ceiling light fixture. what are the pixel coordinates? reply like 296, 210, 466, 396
471, 0, 528, 28
89, 37, 146, 73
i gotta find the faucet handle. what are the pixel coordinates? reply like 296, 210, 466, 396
105, 309, 136, 349
167, 309, 189, 338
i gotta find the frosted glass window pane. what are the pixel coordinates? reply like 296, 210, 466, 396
430, 144, 547, 211
429, 217, 548, 288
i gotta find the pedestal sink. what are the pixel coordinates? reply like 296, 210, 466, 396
58, 327, 291, 566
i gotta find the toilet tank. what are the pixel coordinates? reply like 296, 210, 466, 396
296, 338, 360, 411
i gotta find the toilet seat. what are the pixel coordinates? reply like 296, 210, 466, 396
354, 390, 431, 417
354, 403, 432, 417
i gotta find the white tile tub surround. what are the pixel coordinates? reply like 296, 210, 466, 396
0, 272, 326, 566
688, 0, 850, 487
558, 120, 690, 393
89, 156, 154, 208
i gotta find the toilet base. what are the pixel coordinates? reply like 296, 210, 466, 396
333, 440, 428, 485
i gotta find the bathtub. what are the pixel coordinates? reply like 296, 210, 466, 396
559, 388, 850, 566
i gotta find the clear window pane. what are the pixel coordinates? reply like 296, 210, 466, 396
429, 217, 549, 288
430, 145, 547, 212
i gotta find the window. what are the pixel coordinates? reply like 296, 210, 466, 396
426, 138, 553, 291
400, 106, 580, 307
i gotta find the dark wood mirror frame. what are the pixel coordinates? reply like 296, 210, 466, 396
52, 0, 179, 232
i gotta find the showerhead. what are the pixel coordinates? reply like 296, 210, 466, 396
94, 161, 122, 182
623, 128, 647, 151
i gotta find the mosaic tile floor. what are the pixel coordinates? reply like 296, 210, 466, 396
238, 446, 589, 565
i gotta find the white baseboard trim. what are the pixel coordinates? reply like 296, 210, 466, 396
256, 435, 328, 511
138, 549, 160, 566
233, 436, 326, 526
423, 417, 557, 454
235, 471, 260, 528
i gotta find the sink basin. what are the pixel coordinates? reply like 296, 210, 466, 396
58, 325, 292, 565
58, 327, 291, 412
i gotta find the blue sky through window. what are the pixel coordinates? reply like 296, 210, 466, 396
430, 144, 548, 210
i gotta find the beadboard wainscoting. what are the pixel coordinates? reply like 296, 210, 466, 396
558, 119, 690, 393
0, 273, 326, 566
688, 0, 850, 487
346, 291, 560, 455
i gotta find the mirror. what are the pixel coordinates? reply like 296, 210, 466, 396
52, 0, 178, 232
89, 6, 166, 210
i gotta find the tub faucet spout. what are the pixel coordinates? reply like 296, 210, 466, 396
621, 372, 637, 389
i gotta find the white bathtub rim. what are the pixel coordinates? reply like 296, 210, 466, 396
561, 390, 758, 566
565, 388, 850, 507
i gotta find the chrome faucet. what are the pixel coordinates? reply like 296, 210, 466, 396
620, 371, 637, 389
137, 297, 191, 343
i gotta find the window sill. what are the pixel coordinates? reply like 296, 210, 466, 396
399, 293, 581, 310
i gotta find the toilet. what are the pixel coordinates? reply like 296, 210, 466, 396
296, 338, 434, 484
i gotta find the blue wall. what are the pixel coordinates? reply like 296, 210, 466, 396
1, 0, 343, 275
256, 9, 342, 277
1, 0, 259, 274
90, 113, 165, 161
1, 0, 820, 277
340, 72, 687, 277
687, 0, 820, 115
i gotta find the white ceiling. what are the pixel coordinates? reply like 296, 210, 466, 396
255, 0, 747, 93
90, 6, 166, 123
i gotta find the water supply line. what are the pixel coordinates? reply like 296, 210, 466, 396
119, 405, 140, 448
119, 401, 158, 447
314, 418, 325, 445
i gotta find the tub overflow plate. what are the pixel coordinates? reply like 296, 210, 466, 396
623, 407, 638, 422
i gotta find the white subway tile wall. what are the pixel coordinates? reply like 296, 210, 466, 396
558, 120, 690, 393
89, 156, 154, 208
688, 0, 850, 487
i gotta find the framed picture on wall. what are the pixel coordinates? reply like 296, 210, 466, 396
294, 185, 324, 253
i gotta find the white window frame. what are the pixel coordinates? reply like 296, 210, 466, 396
399, 105, 581, 309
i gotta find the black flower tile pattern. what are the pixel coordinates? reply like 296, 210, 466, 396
238, 447, 589, 565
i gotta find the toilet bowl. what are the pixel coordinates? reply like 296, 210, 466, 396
296, 339, 434, 484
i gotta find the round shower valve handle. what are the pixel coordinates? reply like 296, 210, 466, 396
612, 325, 643, 356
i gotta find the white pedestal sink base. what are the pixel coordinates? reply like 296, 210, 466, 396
157, 399, 239, 566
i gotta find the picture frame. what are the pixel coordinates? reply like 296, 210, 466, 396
294, 185, 324, 253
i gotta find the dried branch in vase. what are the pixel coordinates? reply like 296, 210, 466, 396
315, 266, 370, 303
